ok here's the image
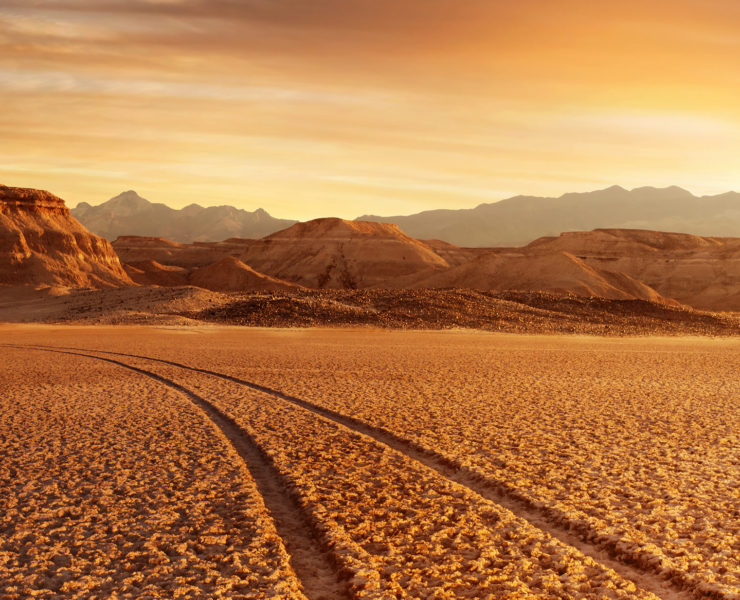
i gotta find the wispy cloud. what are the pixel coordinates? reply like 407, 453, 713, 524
1, 0, 739, 216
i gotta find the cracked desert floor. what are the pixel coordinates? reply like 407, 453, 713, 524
1, 325, 738, 600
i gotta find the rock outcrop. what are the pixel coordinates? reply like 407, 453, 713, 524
0, 185, 133, 288
113, 236, 254, 269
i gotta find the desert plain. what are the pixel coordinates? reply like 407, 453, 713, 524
1, 325, 738, 600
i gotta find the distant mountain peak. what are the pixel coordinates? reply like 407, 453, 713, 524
110, 189, 147, 202
629, 185, 693, 197
356, 185, 740, 247
105, 190, 151, 211
71, 191, 298, 242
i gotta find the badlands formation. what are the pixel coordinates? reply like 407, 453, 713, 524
113, 218, 740, 311
524, 229, 740, 311
112, 220, 458, 291
0, 185, 131, 288
2, 184, 740, 330
238, 218, 450, 289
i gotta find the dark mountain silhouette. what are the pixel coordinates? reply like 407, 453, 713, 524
72, 190, 297, 243
358, 186, 740, 247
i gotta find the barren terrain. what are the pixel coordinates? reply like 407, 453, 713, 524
1, 326, 738, 599
2, 286, 740, 336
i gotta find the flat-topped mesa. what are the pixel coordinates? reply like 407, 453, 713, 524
0, 185, 67, 211
0, 185, 133, 288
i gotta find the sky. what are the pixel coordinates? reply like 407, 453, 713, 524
1, 0, 739, 220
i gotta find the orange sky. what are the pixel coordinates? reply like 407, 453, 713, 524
1, 0, 739, 219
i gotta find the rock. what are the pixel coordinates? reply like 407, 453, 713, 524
0, 185, 133, 289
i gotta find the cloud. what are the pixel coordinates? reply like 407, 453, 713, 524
1, 0, 739, 217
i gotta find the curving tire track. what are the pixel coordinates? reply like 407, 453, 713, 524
7, 343, 700, 600
6, 345, 350, 600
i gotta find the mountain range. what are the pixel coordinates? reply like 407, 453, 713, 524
71, 190, 297, 243
73, 186, 740, 247
359, 185, 740, 247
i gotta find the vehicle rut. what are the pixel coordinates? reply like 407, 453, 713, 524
11, 343, 696, 600
8, 345, 350, 600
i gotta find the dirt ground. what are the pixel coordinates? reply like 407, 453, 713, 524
1, 325, 738, 599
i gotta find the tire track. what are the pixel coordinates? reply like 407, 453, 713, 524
10, 343, 696, 600
7, 346, 350, 600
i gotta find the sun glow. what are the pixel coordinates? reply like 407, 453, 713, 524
1, 0, 739, 218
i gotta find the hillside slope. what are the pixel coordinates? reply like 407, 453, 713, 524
525, 229, 740, 311
408, 249, 670, 303
238, 218, 450, 288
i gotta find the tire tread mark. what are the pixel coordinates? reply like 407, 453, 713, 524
9, 344, 698, 600
7, 346, 350, 600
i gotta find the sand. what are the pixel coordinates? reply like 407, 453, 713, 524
1, 326, 738, 599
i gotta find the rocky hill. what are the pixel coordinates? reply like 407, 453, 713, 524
523, 229, 740, 311
238, 218, 450, 288
0, 185, 132, 288
6, 182, 729, 313
112, 236, 249, 269
72, 190, 296, 242
407, 250, 670, 304
108, 221, 740, 311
